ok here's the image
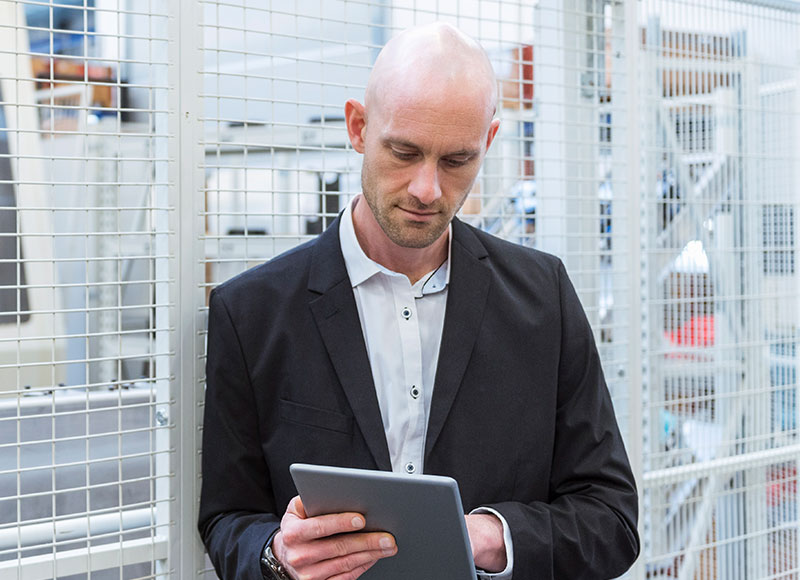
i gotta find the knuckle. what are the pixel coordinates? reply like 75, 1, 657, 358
331, 557, 350, 576
348, 563, 373, 580
332, 536, 350, 558
336, 553, 359, 574
283, 549, 306, 570
281, 526, 301, 545
311, 517, 327, 539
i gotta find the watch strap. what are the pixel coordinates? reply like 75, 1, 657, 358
260, 528, 291, 580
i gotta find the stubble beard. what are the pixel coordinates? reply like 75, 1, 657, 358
361, 177, 454, 249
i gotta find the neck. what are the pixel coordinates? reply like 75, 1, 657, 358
351, 196, 449, 285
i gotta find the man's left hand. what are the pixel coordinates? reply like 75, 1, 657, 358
464, 513, 507, 573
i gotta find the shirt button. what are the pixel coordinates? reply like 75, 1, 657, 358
404, 462, 416, 474
410, 385, 420, 399
401, 307, 412, 320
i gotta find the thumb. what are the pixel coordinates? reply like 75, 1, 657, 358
286, 495, 307, 519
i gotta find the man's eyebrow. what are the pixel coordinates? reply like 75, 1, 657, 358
382, 137, 420, 150
382, 137, 479, 158
444, 149, 480, 158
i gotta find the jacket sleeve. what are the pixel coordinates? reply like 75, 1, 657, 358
198, 288, 279, 580
488, 261, 640, 580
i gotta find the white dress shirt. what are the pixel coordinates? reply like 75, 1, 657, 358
339, 196, 513, 578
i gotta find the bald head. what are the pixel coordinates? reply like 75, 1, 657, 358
342, 22, 501, 274
365, 23, 498, 124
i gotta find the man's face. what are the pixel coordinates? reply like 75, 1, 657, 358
357, 92, 495, 249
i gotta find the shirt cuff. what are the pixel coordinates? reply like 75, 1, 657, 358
469, 506, 514, 579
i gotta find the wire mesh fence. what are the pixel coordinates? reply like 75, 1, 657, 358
0, 0, 797, 578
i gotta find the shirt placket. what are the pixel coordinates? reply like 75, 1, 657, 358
391, 276, 426, 475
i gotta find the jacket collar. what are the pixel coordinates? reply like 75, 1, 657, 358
307, 215, 492, 470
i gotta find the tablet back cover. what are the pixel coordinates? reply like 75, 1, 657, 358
290, 463, 478, 580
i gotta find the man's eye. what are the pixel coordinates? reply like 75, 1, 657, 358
392, 150, 417, 161
443, 157, 470, 168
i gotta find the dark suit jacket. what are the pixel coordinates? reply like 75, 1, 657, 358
198, 216, 639, 580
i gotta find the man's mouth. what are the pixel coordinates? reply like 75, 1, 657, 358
399, 207, 438, 218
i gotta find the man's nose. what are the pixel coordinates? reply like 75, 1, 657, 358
407, 160, 442, 205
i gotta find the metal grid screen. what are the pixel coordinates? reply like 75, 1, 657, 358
0, 1, 173, 578
639, 1, 800, 578
1, 0, 799, 578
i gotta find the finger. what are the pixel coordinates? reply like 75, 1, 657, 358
330, 560, 377, 580
280, 531, 395, 570
283, 511, 367, 543
318, 532, 396, 561
328, 558, 378, 580
302, 546, 394, 580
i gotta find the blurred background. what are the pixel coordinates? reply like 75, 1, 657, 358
0, 0, 797, 578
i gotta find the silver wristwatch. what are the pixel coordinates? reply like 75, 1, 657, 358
260, 530, 291, 580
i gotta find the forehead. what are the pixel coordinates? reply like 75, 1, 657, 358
374, 88, 491, 152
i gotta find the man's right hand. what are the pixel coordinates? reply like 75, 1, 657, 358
272, 495, 397, 580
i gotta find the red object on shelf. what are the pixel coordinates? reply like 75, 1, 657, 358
666, 315, 715, 347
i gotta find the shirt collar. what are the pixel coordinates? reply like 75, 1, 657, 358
339, 195, 451, 294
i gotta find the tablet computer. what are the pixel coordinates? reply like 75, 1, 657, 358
289, 463, 478, 580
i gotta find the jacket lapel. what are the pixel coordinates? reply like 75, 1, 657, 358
307, 219, 392, 471
425, 219, 492, 462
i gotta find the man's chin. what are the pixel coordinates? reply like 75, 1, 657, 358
385, 225, 448, 249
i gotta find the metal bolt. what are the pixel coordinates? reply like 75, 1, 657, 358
155, 408, 169, 427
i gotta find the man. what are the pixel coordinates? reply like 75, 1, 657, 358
199, 22, 639, 580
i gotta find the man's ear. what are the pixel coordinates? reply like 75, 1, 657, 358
345, 99, 367, 153
485, 118, 500, 151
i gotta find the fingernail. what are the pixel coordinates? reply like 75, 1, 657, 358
380, 537, 395, 555
351, 516, 363, 529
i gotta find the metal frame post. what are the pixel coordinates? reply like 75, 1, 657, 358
620, 1, 644, 578
170, 0, 207, 576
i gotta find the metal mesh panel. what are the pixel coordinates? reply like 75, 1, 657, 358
0, 1, 173, 578
639, 1, 800, 577
2, 0, 797, 578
